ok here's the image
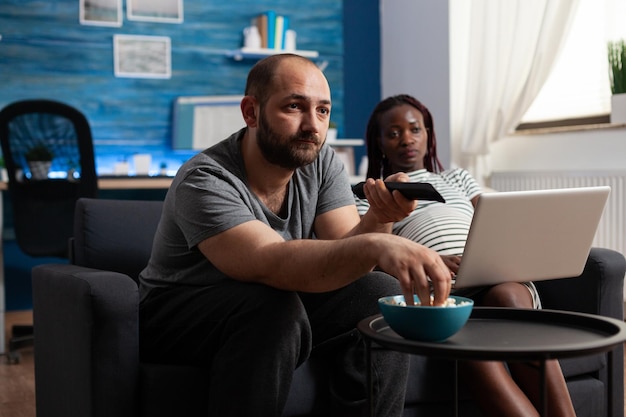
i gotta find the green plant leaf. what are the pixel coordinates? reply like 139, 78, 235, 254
24, 142, 54, 162
608, 40, 626, 94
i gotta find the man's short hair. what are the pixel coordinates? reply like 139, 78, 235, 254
244, 54, 316, 105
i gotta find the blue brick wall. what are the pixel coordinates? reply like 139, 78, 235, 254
0, 0, 384, 311
0, 0, 344, 173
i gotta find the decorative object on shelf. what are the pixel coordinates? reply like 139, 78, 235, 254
326, 137, 365, 178
114, 159, 130, 176
253, 10, 290, 50
284, 29, 296, 51
24, 142, 54, 180
228, 11, 317, 61
0, 156, 7, 182
132, 153, 152, 175
243, 26, 261, 49
326, 122, 337, 142
67, 159, 78, 181
608, 39, 626, 124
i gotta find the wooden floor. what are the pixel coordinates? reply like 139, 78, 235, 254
1, 311, 35, 417
1, 310, 626, 417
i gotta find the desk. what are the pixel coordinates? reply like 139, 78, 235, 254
358, 308, 626, 417
0, 175, 174, 192
0, 176, 173, 356
97, 176, 173, 190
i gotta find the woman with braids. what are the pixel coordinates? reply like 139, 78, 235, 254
354, 94, 577, 417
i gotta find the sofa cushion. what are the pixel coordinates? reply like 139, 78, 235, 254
73, 198, 163, 281
284, 357, 330, 416
559, 353, 606, 379
404, 355, 471, 404
139, 363, 208, 417
567, 376, 605, 416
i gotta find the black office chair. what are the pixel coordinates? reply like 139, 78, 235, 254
0, 99, 98, 362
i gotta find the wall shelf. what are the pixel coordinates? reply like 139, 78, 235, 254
327, 138, 364, 147
226, 47, 319, 61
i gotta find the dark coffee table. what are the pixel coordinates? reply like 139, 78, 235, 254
357, 307, 626, 417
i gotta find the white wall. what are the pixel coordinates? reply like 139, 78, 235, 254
382, 2, 626, 299
380, 0, 451, 168
381, 0, 626, 178
491, 127, 626, 301
490, 128, 626, 173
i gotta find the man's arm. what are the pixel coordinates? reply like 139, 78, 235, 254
197, 219, 452, 305
314, 176, 417, 240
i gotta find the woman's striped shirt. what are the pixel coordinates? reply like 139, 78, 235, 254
355, 168, 482, 256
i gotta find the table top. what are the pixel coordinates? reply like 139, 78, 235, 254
358, 307, 626, 361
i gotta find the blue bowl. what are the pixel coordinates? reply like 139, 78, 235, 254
378, 295, 474, 342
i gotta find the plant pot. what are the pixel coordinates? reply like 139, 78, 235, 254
611, 93, 626, 124
28, 160, 52, 180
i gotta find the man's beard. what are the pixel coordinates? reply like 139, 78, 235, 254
256, 110, 322, 170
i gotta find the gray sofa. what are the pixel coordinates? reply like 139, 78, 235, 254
32, 198, 625, 417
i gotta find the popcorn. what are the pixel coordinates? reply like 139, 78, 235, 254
386, 296, 470, 307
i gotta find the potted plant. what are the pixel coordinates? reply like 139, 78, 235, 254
24, 142, 54, 180
0, 156, 6, 182
608, 39, 626, 123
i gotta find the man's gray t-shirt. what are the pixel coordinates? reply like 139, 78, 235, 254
139, 128, 355, 300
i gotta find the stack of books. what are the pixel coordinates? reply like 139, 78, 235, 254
254, 11, 290, 50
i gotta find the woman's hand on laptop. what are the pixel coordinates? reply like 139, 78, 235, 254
441, 255, 462, 275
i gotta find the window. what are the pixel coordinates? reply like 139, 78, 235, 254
519, 0, 626, 127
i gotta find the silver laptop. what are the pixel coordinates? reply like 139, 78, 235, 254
452, 186, 611, 289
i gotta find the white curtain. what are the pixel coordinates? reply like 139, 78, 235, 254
449, 0, 580, 186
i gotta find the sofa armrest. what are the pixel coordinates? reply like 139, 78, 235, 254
535, 247, 625, 417
33, 263, 140, 417
535, 247, 625, 320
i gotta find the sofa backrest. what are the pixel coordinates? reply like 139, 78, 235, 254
72, 198, 164, 282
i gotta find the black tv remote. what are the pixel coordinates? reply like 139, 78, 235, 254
352, 181, 445, 203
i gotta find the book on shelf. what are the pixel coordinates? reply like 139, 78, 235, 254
274, 16, 289, 50
252, 11, 291, 52
266, 10, 276, 49
255, 14, 268, 48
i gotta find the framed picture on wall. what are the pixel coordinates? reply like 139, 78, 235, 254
80, 0, 122, 27
127, 0, 183, 23
113, 35, 172, 79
